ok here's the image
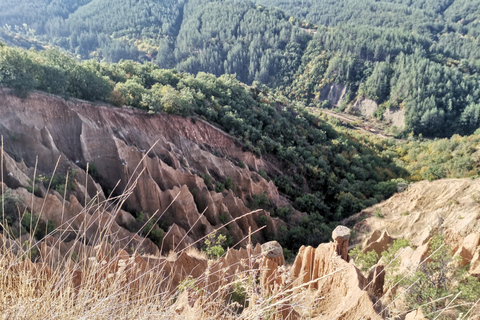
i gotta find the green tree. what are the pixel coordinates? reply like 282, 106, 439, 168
0, 46, 37, 95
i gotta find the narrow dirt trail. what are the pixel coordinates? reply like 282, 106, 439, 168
308, 107, 405, 141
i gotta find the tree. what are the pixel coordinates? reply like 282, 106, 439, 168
0, 46, 37, 95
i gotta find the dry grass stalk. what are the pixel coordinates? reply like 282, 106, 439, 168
0, 139, 310, 320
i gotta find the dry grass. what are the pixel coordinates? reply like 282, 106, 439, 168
4, 137, 478, 320
0, 139, 305, 320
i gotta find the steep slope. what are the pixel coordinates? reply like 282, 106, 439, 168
0, 87, 281, 252
2, 0, 480, 137
1, 42, 410, 252
346, 178, 480, 318
351, 178, 480, 250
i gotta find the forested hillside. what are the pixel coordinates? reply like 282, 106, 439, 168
1, 0, 480, 138
0, 0, 310, 87
265, 0, 480, 137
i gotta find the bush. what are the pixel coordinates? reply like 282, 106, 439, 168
203, 232, 226, 259
252, 193, 270, 209
275, 206, 293, 219
349, 246, 379, 272
0, 190, 22, 225
229, 281, 248, 313
215, 182, 225, 193
224, 177, 233, 190
401, 234, 480, 316
21, 211, 55, 239
256, 215, 268, 227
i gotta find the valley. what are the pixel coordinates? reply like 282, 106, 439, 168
1, 0, 480, 319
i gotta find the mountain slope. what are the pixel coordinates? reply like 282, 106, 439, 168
0, 42, 409, 252
2, 0, 480, 138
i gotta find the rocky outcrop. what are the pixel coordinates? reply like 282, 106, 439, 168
289, 227, 382, 319
349, 97, 405, 129
332, 225, 351, 261
352, 98, 378, 117
350, 179, 480, 251
319, 84, 348, 107
261, 241, 285, 293
345, 178, 480, 318
364, 230, 394, 256
366, 265, 385, 299
0, 88, 286, 252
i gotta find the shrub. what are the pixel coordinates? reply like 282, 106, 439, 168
224, 177, 233, 190
374, 208, 384, 218
275, 206, 293, 219
256, 215, 268, 227
203, 232, 226, 259
218, 212, 230, 225
21, 211, 55, 239
401, 234, 480, 316
252, 193, 270, 209
229, 281, 248, 313
215, 182, 225, 193
349, 246, 379, 272
0, 190, 22, 226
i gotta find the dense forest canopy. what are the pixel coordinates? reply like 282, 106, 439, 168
1, 0, 480, 137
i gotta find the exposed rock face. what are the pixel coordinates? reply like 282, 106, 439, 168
332, 225, 351, 261
364, 230, 394, 256
319, 84, 348, 107
352, 98, 378, 117
366, 265, 385, 299
383, 106, 405, 128
291, 243, 382, 319
346, 178, 480, 318
0, 88, 285, 252
454, 233, 480, 266
350, 179, 480, 252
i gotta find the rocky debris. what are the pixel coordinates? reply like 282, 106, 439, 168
332, 225, 351, 261
404, 308, 428, 320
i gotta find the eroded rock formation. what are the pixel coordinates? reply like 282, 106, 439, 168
291, 229, 382, 320
0, 88, 288, 252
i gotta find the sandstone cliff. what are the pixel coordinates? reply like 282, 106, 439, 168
346, 178, 480, 319
0, 88, 286, 252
